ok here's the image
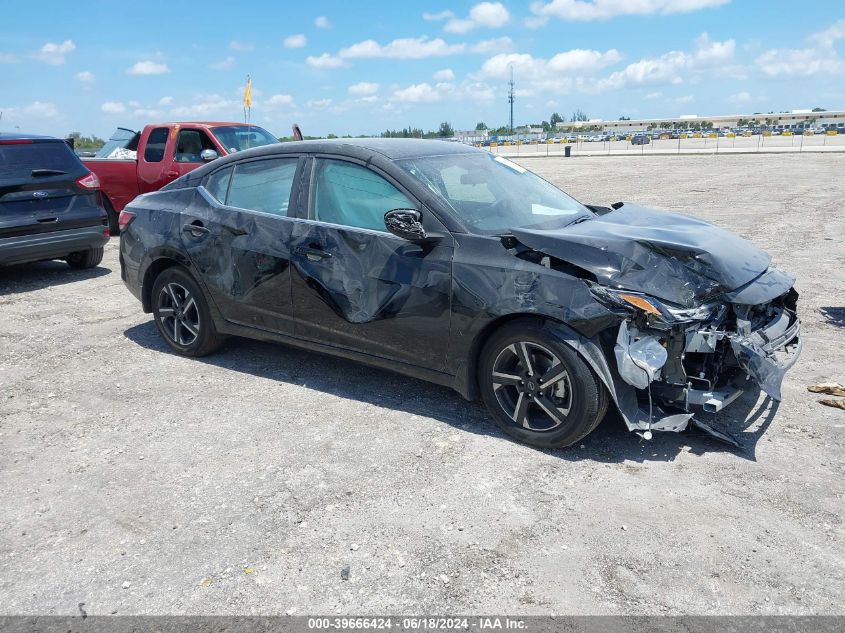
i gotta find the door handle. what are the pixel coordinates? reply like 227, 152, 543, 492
166, 170, 180, 178
182, 222, 210, 236
295, 246, 332, 261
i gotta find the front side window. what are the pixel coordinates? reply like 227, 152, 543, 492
144, 127, 169, 163
397, 153, 591, 235
310, 159, 414, 232
226, 158, 297, 216
174, 129, 217, 163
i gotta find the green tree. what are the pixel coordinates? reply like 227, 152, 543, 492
550, 112, 563, 126
438, 121, 455, 137
812, 107, 826, 112
570, 109, 588, 122
475, 121, 488, 131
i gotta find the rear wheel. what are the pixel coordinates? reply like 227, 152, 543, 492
479, 321, 608, 448
65, 247, 104, 269
151, 267, 223, 357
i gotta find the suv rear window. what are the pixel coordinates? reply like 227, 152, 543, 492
0, 141, 86, 185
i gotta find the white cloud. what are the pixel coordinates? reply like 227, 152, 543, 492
728, 90, 751, 103
0, 53, 19, 63
306, 53, 347, 69
809, 18, 845, 49
158, 96, 174, 106
423, 10, 454, 20
529, 0, 730, 22
348, 82, 380, 95
133, 108, 163, 118
756, 47, 843, 77
284, 34, 307, 49
36, 40, 75, 65
314, 16, 331, 29
169, 94, 237, 117
229, 40, 254, 52
524, 15, 550, 28
127, 60, 170, 75
306, 98, 333, 108
479, 48, 622, 84
675, 94, 694, 103
593, 33, 735, 91
433, 68, 456, 81
0, 101, 59, 120
308, 35, 513, 69
645, 91, 662, 99
755, 22, 845, 78
74, 70, 94, 84
442, 2, 510, 34
392, 83, 442, 103
209, 57, 236, 70
101, 101, 126, 114
266, 93, 294, 106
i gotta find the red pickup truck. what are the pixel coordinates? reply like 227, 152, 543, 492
83, 122, 278, 232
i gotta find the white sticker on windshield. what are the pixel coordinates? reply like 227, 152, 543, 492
493, 155, 527, 173
532, 203, 577, 216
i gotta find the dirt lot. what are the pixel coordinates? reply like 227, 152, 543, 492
1, 153, 843, 615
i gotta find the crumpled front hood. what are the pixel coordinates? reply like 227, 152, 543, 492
511, 203, 772, 308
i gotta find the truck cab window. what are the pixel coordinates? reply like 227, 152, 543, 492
174, 130, 217, 163
144, 127, 169, 163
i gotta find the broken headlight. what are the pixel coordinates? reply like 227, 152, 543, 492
590, 286, 719, 323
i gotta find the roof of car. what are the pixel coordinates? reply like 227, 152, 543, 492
237, 137, 481, 161
0, 133, 64, 142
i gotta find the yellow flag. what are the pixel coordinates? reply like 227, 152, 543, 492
243, 77, 252, 109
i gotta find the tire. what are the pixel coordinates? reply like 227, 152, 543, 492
150, 266, 223, 357
65, 247, 104, 269
479, 320, 609, 449
104, 199, 119, 236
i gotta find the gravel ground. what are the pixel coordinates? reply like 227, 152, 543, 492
1, 153, 843, 615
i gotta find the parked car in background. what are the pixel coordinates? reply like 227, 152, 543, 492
0, 134, 108, 269
83, 122, 278, 233
631, 134, 650, 145
120, 139, 800, 450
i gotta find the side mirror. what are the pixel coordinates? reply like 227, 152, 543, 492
384, 209, 426, 241
200, 149, 219, 162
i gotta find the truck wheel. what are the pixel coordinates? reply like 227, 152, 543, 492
66, 247, 104, 269
478, 320, 609, 449
151, 267, 223, 357
103, 198, 119, 236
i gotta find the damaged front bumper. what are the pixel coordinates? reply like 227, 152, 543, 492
610, 293, 801, 439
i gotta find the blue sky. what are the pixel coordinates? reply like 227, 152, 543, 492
1, 0, 843, 138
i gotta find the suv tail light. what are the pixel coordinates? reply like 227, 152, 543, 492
0, 139, 34, 145
118, 210, 136, 232
76, 172, 100, 189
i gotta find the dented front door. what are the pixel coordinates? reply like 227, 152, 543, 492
290, 157, 453, 371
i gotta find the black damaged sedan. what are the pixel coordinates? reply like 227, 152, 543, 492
119, 139, 800, 448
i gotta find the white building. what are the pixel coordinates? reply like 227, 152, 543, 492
555, 109, 845, 133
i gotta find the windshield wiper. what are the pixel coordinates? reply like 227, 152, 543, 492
565, 216, 592, 227
31, 169, 67, 177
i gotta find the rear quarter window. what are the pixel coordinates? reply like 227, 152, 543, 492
0, 141, 86, 184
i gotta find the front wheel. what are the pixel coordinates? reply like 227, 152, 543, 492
479, 321, 609, 448
151, 267, 223, 357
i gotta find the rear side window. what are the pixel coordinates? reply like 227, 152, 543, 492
0, 141, 86, 184
144, 127, 169, 163
227, 158, 297, 216
204, 167, 232, 203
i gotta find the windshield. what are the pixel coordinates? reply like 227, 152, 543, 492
95, 128, 139, 158
0, 141, 86, 185
397, 153, 592, 234
211, 126, 278, 153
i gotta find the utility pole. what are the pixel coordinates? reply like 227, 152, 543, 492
508, 66, 515, 136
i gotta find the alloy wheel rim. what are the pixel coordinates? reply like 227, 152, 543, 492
157, 282, 200, 346
492, 342, 573, 432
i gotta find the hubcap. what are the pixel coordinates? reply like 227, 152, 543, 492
492, 342, 573, 432
157, 282, 200, 346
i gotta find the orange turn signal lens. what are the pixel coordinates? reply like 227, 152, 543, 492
617, 293, 662, 316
